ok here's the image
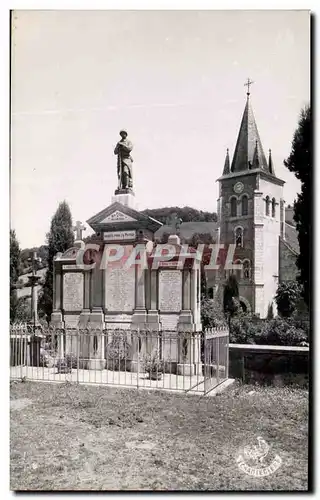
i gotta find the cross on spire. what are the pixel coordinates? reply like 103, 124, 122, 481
244, 78, 254, 96
73, 220, 86, 241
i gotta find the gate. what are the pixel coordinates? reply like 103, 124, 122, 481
203, 327, 229, 395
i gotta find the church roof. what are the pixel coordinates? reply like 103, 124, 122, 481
228, 94, 270, 174
284, 222, 299, 255
223, 149, 230, 175
155, 221, 218, 242
285, 206, 295, 225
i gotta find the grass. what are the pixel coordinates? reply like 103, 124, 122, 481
10, 380, 308, 491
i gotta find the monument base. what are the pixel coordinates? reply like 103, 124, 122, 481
112, 191, 136, 209
178, 310, 194, 331
177, 363, 195, 376
87, 358, 106, 370
131, 309, 148, 329
78, 310, 90, 329
89, 309, 105, 328
51, 310, 64, 329
147, 310, 161, 330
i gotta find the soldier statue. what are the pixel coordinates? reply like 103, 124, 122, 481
114, 129, 133, 190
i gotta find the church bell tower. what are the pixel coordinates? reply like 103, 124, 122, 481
216, 80, 285, 318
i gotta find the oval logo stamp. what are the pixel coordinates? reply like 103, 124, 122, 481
236, 436, 282, 477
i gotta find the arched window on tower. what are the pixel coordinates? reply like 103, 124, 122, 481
243, 259, 251, 280
235, 227, 243, 248
272, 198, 276, 218
265, 196, 270, 216
241, 195, 248, 216
230, 197, 237, 217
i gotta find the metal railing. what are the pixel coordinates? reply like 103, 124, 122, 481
10, 323, 229, 395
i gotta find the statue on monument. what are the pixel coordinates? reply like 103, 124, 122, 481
114, 129, 133, 191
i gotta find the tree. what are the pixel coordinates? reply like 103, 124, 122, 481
275, 281, 303, 318
39, 201, 74, 323
284, 105, 311, 307
223, 274, 240, 326
10, 229, 21, 322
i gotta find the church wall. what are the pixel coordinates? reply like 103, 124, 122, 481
279, 239, 299, 282
258, 178, 283, 317
219, 175, 256, 247
219, 174, 258, 314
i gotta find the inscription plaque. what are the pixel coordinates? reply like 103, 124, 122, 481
105, 267, 135, 312
63, 273, 84, 311
159, 270, 182, 312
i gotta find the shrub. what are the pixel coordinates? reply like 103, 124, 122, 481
106, 330, 131, 370
143, 351, 164, 374
229, 316, 263, 344
275, 281, 303, 318
39, 348, 54, 367
201, 298, 227, 329
65, 353, 78, 368
229, 315, 309, 347
256, 318, 308, 346
14, 297, 31, 323
55, 352, 77, 372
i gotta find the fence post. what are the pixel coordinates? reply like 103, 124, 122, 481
226, 330, 229, 379
137, 328, 140, 389
216, 332, 220, 385
203, 328, 207, 394
76, 328, 79, 384
241, 353, 245, 382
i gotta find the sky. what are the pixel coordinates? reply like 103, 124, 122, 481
10, 9, 310, 248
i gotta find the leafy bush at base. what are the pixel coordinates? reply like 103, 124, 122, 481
229, 316, 262, 344
201, 298, 227, 329
230, 316, 308, 347
257, 318, 308, 346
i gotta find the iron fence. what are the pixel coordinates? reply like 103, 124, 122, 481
10, 323, 229, 395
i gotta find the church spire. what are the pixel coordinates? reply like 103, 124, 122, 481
252, 140, 260, 169
230, 81, 269, 173
268, 149, 275, 175
223, 148, 230, 175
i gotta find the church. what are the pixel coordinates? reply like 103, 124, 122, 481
156, 86, 300, 318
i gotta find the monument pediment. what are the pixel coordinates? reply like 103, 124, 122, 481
100, 210, 137, 224
87, 202, 162, 234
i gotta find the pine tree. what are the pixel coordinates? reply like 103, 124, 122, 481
10, 229, 21, 322
39, 201, 74, 323
284, 105, 311, 307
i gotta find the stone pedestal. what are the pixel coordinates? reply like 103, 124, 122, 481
51, 310, 64, 329
111, 191, 136, 209
87, 309, 105, 370
147, 310, 161, 330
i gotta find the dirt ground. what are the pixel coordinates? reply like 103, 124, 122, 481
10, 380, 309, 491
